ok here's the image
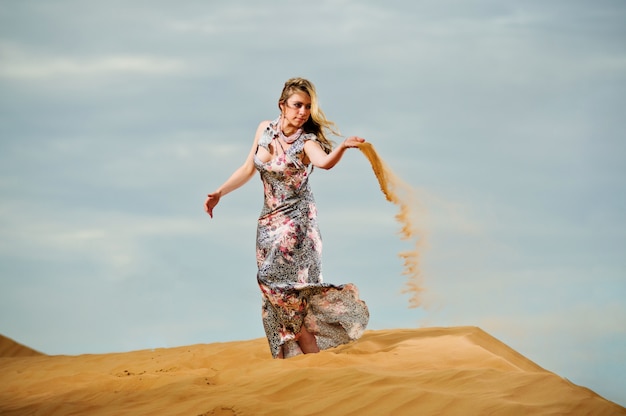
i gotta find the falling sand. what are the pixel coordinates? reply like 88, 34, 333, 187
357, 142, 425, 308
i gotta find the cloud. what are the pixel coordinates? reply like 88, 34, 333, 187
0, 199, 201, 277
0, 42, 186, 80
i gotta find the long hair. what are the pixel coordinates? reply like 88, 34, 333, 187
278, 77, 340, 154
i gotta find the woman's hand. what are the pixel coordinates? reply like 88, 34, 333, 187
342, 136, 366, 149
204, 192, 221, 218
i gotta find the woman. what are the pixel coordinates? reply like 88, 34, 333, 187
204, 77, 369, 359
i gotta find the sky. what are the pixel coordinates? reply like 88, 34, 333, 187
1, 0, 625, 406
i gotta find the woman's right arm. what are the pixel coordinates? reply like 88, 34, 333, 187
204, 121, 270, 218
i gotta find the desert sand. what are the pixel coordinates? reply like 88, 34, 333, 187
1, 327, 624, 416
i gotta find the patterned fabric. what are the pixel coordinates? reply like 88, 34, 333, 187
253, 117, 369, 358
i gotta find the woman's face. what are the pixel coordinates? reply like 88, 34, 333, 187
281, 91, 312, 130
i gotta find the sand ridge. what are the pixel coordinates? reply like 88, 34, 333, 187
1, 327, 624, 415
0, 334, 43, 358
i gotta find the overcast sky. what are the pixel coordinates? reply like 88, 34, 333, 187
1, 0, 625, 406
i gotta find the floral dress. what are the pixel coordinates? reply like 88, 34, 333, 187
253, 117, 369, 358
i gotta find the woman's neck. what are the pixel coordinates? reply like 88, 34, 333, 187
282, 127, 297, 136
280, 120, 298, 136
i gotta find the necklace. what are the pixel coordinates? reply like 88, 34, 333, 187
278, 117, 302, 144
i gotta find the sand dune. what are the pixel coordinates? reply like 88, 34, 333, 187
0, 334, 42, 358
1, 327, 623, 415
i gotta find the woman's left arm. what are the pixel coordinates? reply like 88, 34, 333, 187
304, 136, 365, 170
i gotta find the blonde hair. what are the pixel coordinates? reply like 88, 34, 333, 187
278, 77, 340, 154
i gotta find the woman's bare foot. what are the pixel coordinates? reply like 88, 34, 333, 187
297, 326, 320, 354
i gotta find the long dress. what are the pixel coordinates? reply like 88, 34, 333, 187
253, 117, 369, 358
